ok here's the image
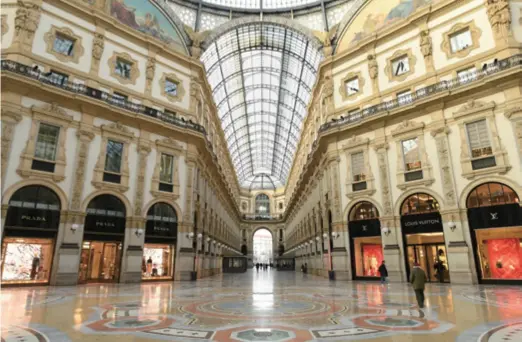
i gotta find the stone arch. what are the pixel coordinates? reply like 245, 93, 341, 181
142, 198, 182, 221
343, 197, 384, 222
81, 190, 132, 216
394, 187, 445, 216
459, 176, 522, 209
200, 16, 323, 51
2, 179, 68, 211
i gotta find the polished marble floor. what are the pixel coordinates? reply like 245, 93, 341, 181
1, 270, 522, 342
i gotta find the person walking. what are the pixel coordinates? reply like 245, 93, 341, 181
410, 262, 428, 308
378, 260, 388, 284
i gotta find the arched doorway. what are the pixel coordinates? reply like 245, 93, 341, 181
466, 182, 522, 284
142, 202, 178, 281
253, 228, 273, 265
348, 201, 382, 280
400, 193, 449, 283
79, 194, 126, 283
1, 185, 61, 285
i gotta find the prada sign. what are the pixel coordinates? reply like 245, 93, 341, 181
5, 207, 60, 230
468, 204, 522, 229
84, 214, 125, 234
349, 219, 381, 237
401, 212, 443, 234
146, 219, 177, 238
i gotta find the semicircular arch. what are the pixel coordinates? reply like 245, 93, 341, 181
81, 190, 132, 216
142, 198, 182, 220
394, 187, 445, 216
2, 179, 69, 210
459, 176, 522, 209
344, 197, 384, 222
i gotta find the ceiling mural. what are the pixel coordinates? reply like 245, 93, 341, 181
109, 0, 186, 53
337, 0, 440, 52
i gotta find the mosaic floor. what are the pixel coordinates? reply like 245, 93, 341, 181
1, 270, 522, 341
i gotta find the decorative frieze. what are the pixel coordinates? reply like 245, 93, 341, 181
70, 127, 95, 210
1, 110, 23, 187
133, 142, 151, 217
431, 127, 457, 207
374, 142, 392, 216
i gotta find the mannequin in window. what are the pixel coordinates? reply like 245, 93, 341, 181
31, 254, 40, 280
146, 257, 153, 275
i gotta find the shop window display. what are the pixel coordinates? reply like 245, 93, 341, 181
1, 238, 54, 284
353, 237, 383, 277
142, 244, 175, 280
475, 227, 522, 280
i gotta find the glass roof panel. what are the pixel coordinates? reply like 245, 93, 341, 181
201, 23, 322, 189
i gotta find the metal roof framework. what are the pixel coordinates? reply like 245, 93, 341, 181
201, 23, 322, 189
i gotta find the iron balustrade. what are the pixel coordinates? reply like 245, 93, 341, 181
319, 55, 522, 133
1, 60, 207, 135
242, 214, 283, 221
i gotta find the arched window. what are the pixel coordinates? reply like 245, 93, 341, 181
467, 182, 519, 208
401, 193, 440, 215
349, 201, 379, 221
9, 185, 60, 211
255, 194, 270, 216
146, 202, 177, 223
86, 195, 125, 217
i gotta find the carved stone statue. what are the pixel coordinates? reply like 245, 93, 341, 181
146, 58, 155, 81
185, 25, 209, 59
367, 54, 378, 80
420, 30, 432, 58
487, 0, 512, 39
92, 33, 104, 60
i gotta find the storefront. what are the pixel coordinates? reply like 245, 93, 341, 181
466, 182, 522, 284
1, 186, 61, 286
223, 257, 247, 273
400, 193, 450, 283
142, 202, 177, 281
348, 202, 383, 280
78, 195, 126, 283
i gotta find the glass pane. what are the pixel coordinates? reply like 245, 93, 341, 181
53, 33, 75, 56
160, 154, 174, 183
34, 123, 60, 161
104, 140, 124, 173
115, 58, 132, 79
345, 77, 359, 95
165, 79, 178, 96
450, 29, 472, 53
402, 138, 421, 171
392, 56, 410, 76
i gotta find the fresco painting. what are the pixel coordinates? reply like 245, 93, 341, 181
109, 0, 183, 49
338, 0, 441, 52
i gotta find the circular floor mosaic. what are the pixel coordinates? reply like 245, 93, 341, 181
181, 295, 344, 320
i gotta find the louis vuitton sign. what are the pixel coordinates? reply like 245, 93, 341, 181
468, 204, 522, 229
401, 212, 443, 234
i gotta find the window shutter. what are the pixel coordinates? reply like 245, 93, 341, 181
351, 152, 365, 181
466, 120, 491, 154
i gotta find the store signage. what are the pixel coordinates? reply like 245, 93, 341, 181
146, 219, 177, 238
5, 207, 59, 230
349, 219, 381, 237
401, 212, 443, 234
468, 204, 522, 229
85, 214, 125, 234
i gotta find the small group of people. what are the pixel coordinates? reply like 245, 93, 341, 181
377, 260, 428, 309
255, 263, 271, 271
300, 263, 308, 274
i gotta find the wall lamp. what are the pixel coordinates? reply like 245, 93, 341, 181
382, 227, 391, 236
448, 221, 457, 232
206, 237, 211, 242
71, 224, 83, 234
315, 236, 320, 241
197, 233, 203, 240
309, 240, 313, 244
135, 228, 144, 237
331, 232, 340, 239
322, 233, 329, 240
186, 232, 194, 239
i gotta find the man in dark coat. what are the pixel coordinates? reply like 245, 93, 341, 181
378, 260, 388, 284
410, 262, 428, 308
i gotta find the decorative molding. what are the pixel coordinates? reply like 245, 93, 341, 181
343, 136, 375, 199
374, 145, 392, 216
70, 127, 95, 210
14, 1, 41, 51
17, 103, 74, 182
391, 120, 425, 137
431, 127, 457, 207
145, 57, 155, 95
419, 29, 434, 72
1, 110, 23, 187
159, 72, 185, 103
43, 25, 84, 64
91, 122, 134, 193
441, 21, 482, 60
486, 0, 512, 41
150, 138, 182, 200
1, 15, 8, 38
504, 106, 522, 160
90, 32, 104, 74
384, 48, 417, 83
133, 141, 151, 216
338, 71, 365, 102
108, 51, 140, 85
453, 101, 511, 179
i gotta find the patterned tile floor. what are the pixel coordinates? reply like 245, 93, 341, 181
1, 270, 522, 341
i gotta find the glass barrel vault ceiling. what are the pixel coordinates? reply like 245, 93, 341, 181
201, 23, 322, 190
203, 0, 323, 10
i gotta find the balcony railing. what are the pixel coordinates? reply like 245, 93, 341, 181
242, 214, 283, 221
1, 60, 206, 135
319, 54, 522, 133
